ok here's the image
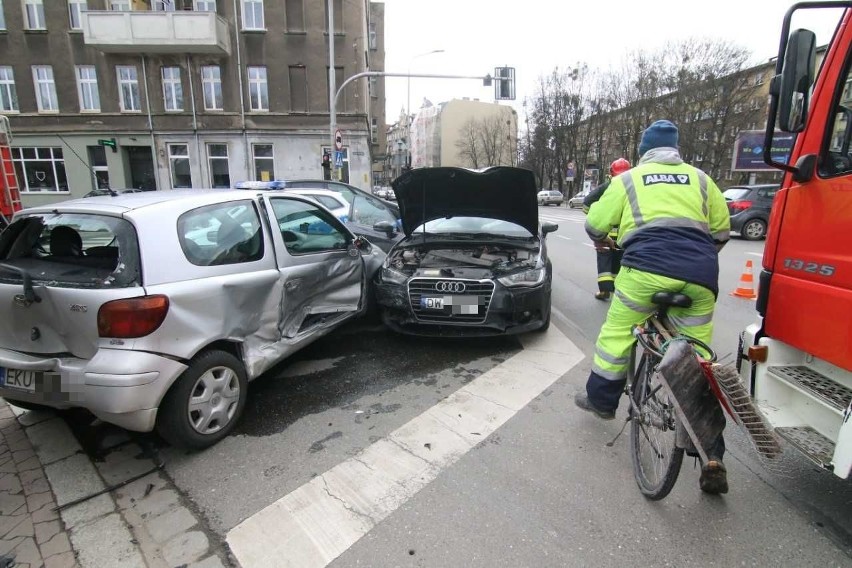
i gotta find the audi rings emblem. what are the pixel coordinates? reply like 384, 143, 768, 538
435, 281, 465, 293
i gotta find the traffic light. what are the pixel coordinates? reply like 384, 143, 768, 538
321, 151, 331, 180
494, 67, 516, 101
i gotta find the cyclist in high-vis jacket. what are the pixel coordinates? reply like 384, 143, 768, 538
574, 120, 732, 494
583, 158, 631, 300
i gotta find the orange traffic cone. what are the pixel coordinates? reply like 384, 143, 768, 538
731, 260, 757, 299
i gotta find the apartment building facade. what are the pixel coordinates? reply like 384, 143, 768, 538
410, 98, 517, 169
0, 0, 385, 208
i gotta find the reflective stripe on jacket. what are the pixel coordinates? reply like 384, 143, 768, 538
585, 147, 731, 295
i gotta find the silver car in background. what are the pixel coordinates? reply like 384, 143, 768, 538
0, 190, 383, 449
537, 189, 564, 206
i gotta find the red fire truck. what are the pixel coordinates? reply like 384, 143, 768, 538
739, 2, 852, 479
0, 116, 22, 230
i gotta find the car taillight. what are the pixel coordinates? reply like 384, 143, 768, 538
729, 200, 753, 211
98, 295, 169, 338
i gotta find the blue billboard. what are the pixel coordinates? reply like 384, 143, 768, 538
732, 130, 796, 171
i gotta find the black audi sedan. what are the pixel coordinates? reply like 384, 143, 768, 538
374, 167, 557, 336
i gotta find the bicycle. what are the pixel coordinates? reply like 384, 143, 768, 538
625, 291, 719, 500
622, 291, 783, 500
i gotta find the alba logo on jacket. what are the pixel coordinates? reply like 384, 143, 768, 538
642, 173, 690, 186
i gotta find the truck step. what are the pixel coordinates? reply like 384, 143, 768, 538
767, 365, 852, 412
776, 426, 835, 470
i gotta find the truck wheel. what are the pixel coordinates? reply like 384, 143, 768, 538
156, 350, 248, 450
742, 219, 767, 240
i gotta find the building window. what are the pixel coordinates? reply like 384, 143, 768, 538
152, 0, 175, 11
207, 144, 230, 188
285, 0, 303, 31
117, 65, 141, 112
371, 117, 378, 143
23, 0, 45, 30
369, 76, 377, 98
76, 65, 100, 112
68, 0, 87, 30
324, 0, 343, 33
0, 0, 5, 30
241, 0, 264, 30
368, 22, 377, 50
201, 65, 223, 110
252, 144, 274, 181
288, 66, 306, 112
88, 145, 109, 190
194, 0, 215, 11
109, 0, 130, 10
12, 148, 68, 193
32, 66, 58, 112
0, 67, 18, 112
247, 66, 268, 111
162, 66, 183, 112
168, 144, 191, 188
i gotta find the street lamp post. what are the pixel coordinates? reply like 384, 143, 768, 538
406, 49, 444, 169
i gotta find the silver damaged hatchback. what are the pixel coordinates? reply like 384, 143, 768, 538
0, 190, 384, 449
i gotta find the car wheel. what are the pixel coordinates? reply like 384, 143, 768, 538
742, 219, 767, 240
156, 350, 248, 450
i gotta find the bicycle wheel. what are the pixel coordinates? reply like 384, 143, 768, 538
629, 344, 684, 500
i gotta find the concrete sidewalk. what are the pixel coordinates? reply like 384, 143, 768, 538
0, 401, 229, 568
0, 403, 75, 568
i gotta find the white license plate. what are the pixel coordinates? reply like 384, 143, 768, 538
421, 296, 445, 310
0, 368, 39, 393
420, 296, 480, 314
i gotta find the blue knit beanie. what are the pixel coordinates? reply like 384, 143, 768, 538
638, 120, 679, 156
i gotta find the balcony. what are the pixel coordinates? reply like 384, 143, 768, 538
81, 11, 231, 55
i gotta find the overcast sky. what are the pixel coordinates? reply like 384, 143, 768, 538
381, 0, 845, 125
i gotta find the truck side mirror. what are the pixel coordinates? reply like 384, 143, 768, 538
778, 28, 817, 133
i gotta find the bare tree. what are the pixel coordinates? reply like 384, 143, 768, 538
455, 115, 516, 168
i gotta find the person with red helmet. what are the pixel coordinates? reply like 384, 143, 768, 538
582, 158, 632, 300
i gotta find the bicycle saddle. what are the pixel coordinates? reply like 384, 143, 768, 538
651, 291, 693, 308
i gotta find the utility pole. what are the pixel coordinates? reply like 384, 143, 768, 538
327, 0, 337, 180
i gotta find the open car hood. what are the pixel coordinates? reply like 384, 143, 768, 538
392, 167, 539, 237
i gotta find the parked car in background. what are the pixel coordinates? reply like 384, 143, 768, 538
567, 192, 588, 209
537, 189, 564, 206
287, 189, 350, 221
723, 184, 779, 240
376, 167, 557, 336
235, 180, 403, 252
0, 190, 383, 449
83, 188, 146, 198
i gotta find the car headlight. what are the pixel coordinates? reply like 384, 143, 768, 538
498, 267, 546, 287
381, 266, 408, 285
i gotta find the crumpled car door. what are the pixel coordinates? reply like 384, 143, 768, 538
264, 196, 364, 338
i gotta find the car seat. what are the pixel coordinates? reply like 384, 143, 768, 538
49, 226, 83, 257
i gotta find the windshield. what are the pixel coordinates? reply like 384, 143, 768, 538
413, 217, 534, 238
0, 213, 141, 288
723, 188, 752, 201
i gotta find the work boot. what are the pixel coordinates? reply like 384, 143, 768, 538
594, 291, 611, 301
699, 459, 729, 495
574, 393, 616, 420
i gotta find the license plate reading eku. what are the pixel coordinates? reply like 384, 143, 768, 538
0, 368, 38, 393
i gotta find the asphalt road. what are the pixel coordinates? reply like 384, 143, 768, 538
63, 205, 852, 566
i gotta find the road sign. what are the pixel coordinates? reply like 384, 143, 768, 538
98, 138, 117, 153
335, 129, 343, 151
335, 151, 344, 168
